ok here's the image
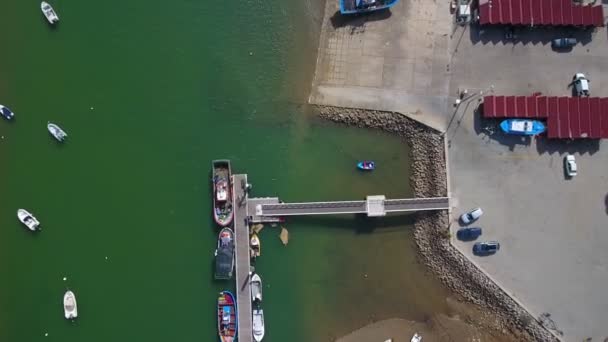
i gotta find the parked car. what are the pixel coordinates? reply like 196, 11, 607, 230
473, 241, 500, 255
573, 73, 590, 96
457, 227, 482, 241
564, 154, 578, 178
460, 207, 483, 225
551, 37, 577, 49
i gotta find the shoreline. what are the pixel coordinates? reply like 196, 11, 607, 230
314, 105, 557, 342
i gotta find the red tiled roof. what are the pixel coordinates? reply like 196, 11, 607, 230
483, 95, 608, 139
478, 0, 604, 27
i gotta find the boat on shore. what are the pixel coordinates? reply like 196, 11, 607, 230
215, 228, 235, 280
251, 273, 262, 302
250, 233, 261, 258
63, 290, 78, 319
218, 291, 237, 342
0, 104, 15, 120
357, 161, 375, 171
48, 122, 68, 142
252, 307, 265, 341
212, 160, 234, 227
339, 0, 399, 15
500, 119, 546, 136
17, 209, 40, 231
41, 2, 59, 24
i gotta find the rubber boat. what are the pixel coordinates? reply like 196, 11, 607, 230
63, 290, 78, 319
212, 160, 234, 227
215, 228, 235, 280
250, 233, 261, 258
251, 273, 262, 302
0, 104, 15, 120
41, 2, 59, 24
411, 333, 422, 342
48, 122, 68, 142
499, 119, 546, 136
17, 209, 40, 231
218, 291, 237, 342
357, 161, 375, 170
340, 0, 399, 14
252, 307, 265, 341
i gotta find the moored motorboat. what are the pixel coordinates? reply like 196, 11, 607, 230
218, 291, 237, 342
215, 228, 235, 280
17, 209, 40, 231
357, 161, 375, 171
212, 160, 234, 227
0, 104, 15, 120
411, 333, 422, 342
63, 290, 78, 319
250, 233, 261, 258
251, 273, 262, 302
340, 0, 399, 14
252, 307, 265, 341
41, 2, 59, 24
47, 122, 68, 142
499, 119, 546, 136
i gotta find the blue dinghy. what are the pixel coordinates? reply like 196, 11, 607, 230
500, 119, 546, 136
357, 161, 375, 171
340, 0, 399, 14
0, 104, 14, 120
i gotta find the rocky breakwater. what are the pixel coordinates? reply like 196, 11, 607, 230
315, 105, 558, 342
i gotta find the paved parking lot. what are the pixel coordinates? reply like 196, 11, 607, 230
448, 21, 608, 341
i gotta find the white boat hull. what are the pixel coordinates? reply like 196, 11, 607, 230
250, 273, 262, 302
252, 309, 265, 341
17, 209, 40, 231
47, 123, 67, 142
64, 291, 78, 319
41, 1, 59, 24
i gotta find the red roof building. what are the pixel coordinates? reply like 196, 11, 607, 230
478, 0, 604, 27
483, 95, 608, 139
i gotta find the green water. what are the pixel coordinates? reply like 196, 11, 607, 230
0, 0, 455, 341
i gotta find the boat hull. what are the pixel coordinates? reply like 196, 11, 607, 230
17, 209, 40, 231
252, 308, 265, 341
218, 291, 237, 342
500, 119, 546, 136
212, 160, 234, 227
63, 291, 78, 319
41, 2, 59, 24
0, 105, 14, 120
357, 161, 375, 170
215, 228, 235, 280
48, 123, 67, 142
251, 273, 262, 302
340, 0, 399, 14
250, 233, 261, 258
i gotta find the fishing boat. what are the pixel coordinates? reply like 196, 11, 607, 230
250, 233, 261, 258
499, 119, 546, 136
218, 291, 237, 342
63, 290, 78, 319
41, 2, 59, 24
340, 0, 399, 14
252, 307, 265, 342
411, 333, 422, 342
17, 209, 40, 231
212, 160, 234, 227
357, 161, 375, 171
215, 228, 235, 280
251, 273, 262, 302
47, 122, 68, 142
0, 104, 14, 120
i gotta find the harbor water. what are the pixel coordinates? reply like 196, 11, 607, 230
0, 0, 513, 341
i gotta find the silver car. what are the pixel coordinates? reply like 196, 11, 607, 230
460, 207, 483, 225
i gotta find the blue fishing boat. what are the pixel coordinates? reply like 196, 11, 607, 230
0, 104, 15, 120
500, 119, 546, 136
340, 0, 399, 14
357, 161, 375, 171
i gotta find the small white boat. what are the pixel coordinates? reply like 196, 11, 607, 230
47, 122, 67, 142
41, 2, 59, 24
250, 233, 261, 258
251, 273, 262, 302
252, 308, 265, 341
17, 209, 40, 231
411, 333, 422, 342
63, 290, 78, 319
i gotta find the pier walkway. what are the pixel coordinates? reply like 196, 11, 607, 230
232, 174, 252, 342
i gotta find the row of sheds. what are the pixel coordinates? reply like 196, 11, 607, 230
483, 95, 608, 139
478, 0, 604, 27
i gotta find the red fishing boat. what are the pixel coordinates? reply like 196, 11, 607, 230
217, 291, 237, 342
212, 160, 234, 227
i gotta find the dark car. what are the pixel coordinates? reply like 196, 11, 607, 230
551, 38, 577, 49
457, 227, 482, 241
473, 241, 500, 255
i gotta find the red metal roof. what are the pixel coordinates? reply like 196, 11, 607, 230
478, 0, 604, 27
483, 95, 608, 139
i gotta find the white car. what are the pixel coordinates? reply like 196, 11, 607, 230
564, 154, 577, 178
460, 207, 483, 225
573, 73, 590, 96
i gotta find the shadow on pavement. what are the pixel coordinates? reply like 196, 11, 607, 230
469, 24, 594, 47
535, 138, 600, 155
